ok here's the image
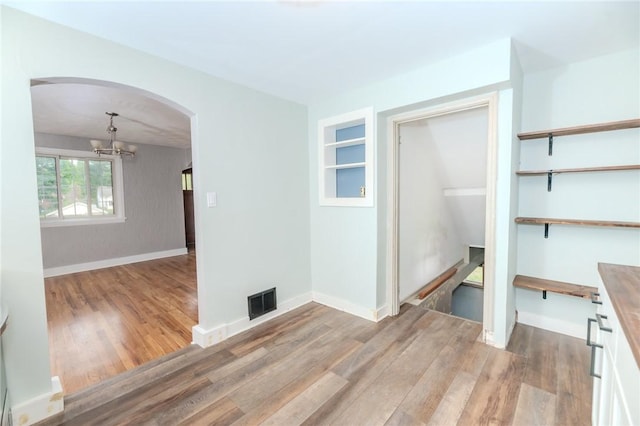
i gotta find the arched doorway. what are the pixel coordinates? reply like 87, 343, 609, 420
30, 77, 199, 394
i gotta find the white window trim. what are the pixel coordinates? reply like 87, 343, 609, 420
318, 107, 374, 207
35, 147, 126, 227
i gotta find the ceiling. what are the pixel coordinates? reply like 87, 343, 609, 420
7, 1, 640, 148
31, 82, 191, 148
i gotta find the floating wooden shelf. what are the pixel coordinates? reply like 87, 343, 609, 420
518, 118, 640, 140
516, 164, 640, 176
513, 274, 597, 300
515, 217, 640, 228
516, 165, 640, 191
515, 217, 640, 238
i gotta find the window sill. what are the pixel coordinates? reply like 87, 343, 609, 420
40, 217, 126, 228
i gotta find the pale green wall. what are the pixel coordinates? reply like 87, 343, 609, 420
1, 6, 310, 407
516, 48, 640, 337
308, 38, 519, 347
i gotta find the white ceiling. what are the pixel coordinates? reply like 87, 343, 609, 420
8, 1, 640, 148
31, 82, 191, 148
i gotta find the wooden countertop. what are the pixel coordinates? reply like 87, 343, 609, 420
598, 263, 640, 368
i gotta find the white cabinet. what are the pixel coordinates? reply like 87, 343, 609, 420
590, 282, 639, 426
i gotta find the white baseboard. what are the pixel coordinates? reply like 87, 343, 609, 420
375, 304, 389, 321
483, 314, 517, 349
192, 323, 227, 348
311, 291, 381, 322
11, 376, 63, 426
506, 311, 517, 345
517, 311, 586, 339
483, 330, 501, 348
192, 291, 390, 349
43, 248, 188, 278
192, 292, 313, 348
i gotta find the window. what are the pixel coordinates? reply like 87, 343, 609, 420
35, 148, 125, 226
463, 265, 484, 287
319, 107, 374, 206
182, 168, 193, 190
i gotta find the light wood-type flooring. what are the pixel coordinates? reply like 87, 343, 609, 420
39, 296, 592, 425
44, 252, 198, 394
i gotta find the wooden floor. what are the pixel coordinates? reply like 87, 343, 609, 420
44, 252, 198, 394
38, 301, 592, 426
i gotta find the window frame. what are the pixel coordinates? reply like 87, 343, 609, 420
318, 107, 374, 207
35, 147, 126, 227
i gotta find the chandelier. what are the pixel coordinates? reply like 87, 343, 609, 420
90, 112, 137, 157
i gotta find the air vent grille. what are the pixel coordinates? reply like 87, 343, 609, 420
248, 288, 276, 320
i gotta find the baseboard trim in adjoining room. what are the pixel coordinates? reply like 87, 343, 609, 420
43, 248, 189, 278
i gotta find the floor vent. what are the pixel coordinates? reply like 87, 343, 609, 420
248, 287, 276, 320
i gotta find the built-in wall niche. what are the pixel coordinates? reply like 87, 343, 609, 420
318, 107, 374, 206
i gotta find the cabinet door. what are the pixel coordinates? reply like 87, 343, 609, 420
597, 344, 615, 425
610, 376, 633, 426
614, 332, 640, 425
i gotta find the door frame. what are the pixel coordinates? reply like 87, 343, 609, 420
385, 92, 498, 339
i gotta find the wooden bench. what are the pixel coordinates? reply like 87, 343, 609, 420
513, 274, 598, 300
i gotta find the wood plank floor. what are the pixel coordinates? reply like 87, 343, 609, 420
38, 301, 592, 426
44, 252, 198, 394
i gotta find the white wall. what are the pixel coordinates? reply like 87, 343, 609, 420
397, 107, 489, 302
1, 7, 310, 422
516, 48, 640, 338
423, 108, 489, 248
398, 123, 463, 301
308, 37, 519, 349
36, 133, 187, 270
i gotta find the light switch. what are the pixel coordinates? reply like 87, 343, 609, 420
207, 192, 217, 207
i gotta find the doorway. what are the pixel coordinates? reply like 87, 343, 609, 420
30, 77, 198, 394
386, 93, 498, 340
182, 167, 196, 248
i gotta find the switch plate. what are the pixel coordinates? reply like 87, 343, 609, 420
207, 192, 217, 207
